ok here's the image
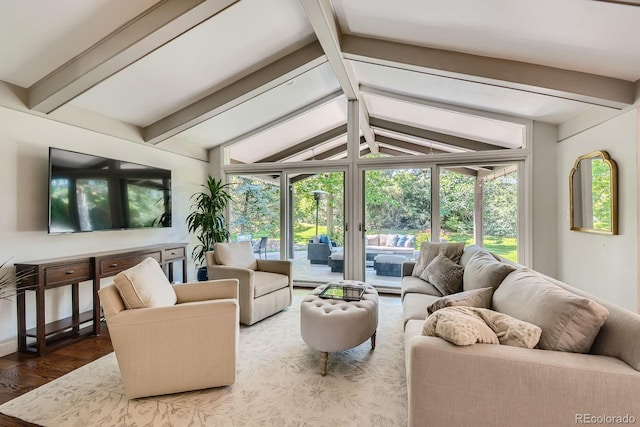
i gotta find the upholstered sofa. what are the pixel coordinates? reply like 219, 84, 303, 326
366, 234, 416, 259
401, 244, 640, 427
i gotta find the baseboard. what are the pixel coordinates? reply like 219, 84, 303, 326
0, 338, 17, 357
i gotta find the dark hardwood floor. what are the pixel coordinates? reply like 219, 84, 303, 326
0, 322, 113, 427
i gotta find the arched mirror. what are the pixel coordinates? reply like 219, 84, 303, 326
570, 150, 618, 235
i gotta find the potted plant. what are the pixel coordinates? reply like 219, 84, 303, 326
186, 176, 232, 280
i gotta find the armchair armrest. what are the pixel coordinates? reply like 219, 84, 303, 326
207, 265, 254, 282
173, 279, 238, 304
257, 259, 292, 276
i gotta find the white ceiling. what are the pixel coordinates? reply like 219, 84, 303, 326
1, 0, 639, 163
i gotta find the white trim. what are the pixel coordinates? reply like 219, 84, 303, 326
0, 338, 17, 357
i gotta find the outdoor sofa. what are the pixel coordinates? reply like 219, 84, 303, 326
401, 244, 640, 427
366, 234, 416, 259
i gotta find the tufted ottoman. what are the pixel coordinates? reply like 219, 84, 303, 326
300, 281, 379, 375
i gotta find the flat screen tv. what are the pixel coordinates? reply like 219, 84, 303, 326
48, 147, 172, 234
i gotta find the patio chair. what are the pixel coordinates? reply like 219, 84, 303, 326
253, 236, 268, 258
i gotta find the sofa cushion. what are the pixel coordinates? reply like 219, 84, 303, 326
379, 234, 389, 246
396, 235, 407, 247
253, 271, 289, 298
402, 293, 441, 326
427, 287, 494, 315
214, 242, 258, 270
463, 251, 515, 291
113, 257, 176, 309
460, 244, 493, 268
412, 242, 465, 278
419, 254, 464, 296
492, 269, 609, 353
401, 276, 443, 299
366, 234, 379, 246
423, 306, 542, 348
386, 234, 398, 247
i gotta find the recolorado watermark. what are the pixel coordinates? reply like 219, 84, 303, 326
576, 414, 637, 424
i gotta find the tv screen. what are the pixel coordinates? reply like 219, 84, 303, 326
48, 147, 172, 234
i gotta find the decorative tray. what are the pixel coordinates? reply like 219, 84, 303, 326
319, 284, 366, 301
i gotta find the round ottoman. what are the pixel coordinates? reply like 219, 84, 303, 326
300, 280, 379, 375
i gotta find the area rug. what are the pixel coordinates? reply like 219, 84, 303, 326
0, 295, 406, 426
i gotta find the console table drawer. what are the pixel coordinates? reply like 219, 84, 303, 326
45, 262, 92, 287
99, 252, 161, 276
163, 247, 185, 261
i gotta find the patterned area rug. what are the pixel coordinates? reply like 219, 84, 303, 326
0, 295, 406, 426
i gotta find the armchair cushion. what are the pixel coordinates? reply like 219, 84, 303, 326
214, 242, 258, 270
113, 257, 176, 309
253, 271, 290, 298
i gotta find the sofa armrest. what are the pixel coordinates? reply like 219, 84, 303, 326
402, 261, 416, 277
407, 334, 640, 427
173, 279, 238, 303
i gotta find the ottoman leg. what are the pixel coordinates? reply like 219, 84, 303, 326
320, 351, 328, 376
371, 331, 377, 350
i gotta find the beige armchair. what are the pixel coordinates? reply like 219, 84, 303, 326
98, 257, 239, 399
206, 241, 292, 326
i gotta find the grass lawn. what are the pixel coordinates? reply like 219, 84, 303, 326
447, 233, 518, 262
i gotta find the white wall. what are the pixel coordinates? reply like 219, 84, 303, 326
557, 108, 638, 312
0, 106, 210, 356
531, 121, 558, 277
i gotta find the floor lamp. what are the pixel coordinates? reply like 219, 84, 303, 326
312, 190, 328, 237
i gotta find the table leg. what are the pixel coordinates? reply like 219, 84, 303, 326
320, 351, 328, 376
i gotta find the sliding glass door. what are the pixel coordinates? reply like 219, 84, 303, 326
289, 171, 345, 284
227, 174, 281, 258
363, 167, 431, 289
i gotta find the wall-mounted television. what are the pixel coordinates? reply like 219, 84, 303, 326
48, 147, 172, 234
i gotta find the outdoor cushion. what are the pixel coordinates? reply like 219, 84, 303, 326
412, 241, 465, 278
404, 235, 416, 248
419, 254, 464, 296
319, 234, 330, 244
493, 269, 609, 353
386, 234, 398, 247
396, 235, 407, 247
113, 257, 176, 309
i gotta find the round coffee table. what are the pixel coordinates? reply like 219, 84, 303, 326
300, 280, 379, 376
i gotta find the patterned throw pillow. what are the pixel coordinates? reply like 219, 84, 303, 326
412, 241, 465, 278
396, 235, 407, 247
427, 287, 494, 315
419, 254, 464, 296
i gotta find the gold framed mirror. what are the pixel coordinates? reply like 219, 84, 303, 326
570, 150, 618, 235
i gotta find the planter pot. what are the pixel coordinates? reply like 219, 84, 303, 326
197, 266, 208, 281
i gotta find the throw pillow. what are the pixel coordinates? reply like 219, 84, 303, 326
366, 234, 379, 246
427, 287, 494, 315
386, 234, 398, 247
412, 241, 465, 278
462, 251, 515, 291
396, 235, 407, 247
213, 242, 258, 270
113, 257, 177, 309
423, 306, 542, 349
319, 234, 330, 244
423, 306, 499, 346
492, 269, 609, 353
419, 254, 464, 296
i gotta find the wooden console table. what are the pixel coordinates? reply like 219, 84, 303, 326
15, 243, 187, 356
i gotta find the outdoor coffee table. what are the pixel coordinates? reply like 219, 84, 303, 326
300, 280, 379, 376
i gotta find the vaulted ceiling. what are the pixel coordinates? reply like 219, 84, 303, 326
1, 0, 639, 163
